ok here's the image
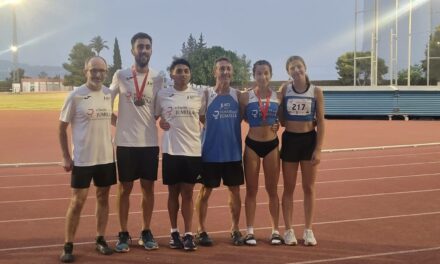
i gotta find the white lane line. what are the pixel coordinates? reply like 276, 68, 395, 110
1, 149, 439, 178
1, 143, 440, 171
0, 172, 68, 178
1, 160, 439, 188
1, 188, 439, 223
320, 161, 440, 172
1, 211, 439, 252
323, 142, 440, 153
323, 151, 440, 161
287, 246, 440, 264
0, 162, 61, 168
317, 172, 440, 184
0, 183, 69, 189
1, 172, 439, 204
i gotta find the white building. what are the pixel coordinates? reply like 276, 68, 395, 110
21, 78, 71, 92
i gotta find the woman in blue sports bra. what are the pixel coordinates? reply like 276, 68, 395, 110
279, 56, 325, 246
240, 60, 283, 246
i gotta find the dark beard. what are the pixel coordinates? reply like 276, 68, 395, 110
135, 56, 150, 68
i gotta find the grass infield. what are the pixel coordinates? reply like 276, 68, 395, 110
0, 92, 119, 110
0, 92, 67, 110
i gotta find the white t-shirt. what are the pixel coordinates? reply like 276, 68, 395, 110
59, 85, 114, 167
110, 67, 163, 147
155, 85, 205, 156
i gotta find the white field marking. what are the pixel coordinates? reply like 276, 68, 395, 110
0, 183, 70, 189
1, 142, 440, 169
1, 158, 439, 188
1, 159, 439, 187
1, 211, 439, 252
320, 161, 440, 172
0, 172, 67, 178
323, 142, 440, 153
287, 246, 440, 264
1, 188, 440, 223
323, 151, 440, 162
1, 172, 439, 204
0, 162, 62, 168
1, 147, 440, 178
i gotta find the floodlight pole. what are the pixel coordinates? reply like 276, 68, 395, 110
427, 0, 431, 85
12, 4, 19, 87
407, 0, 412, 86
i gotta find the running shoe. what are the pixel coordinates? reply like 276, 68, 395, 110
115, 231, 131, 253
183, 234, 197, 251
169, 231, 184, 249
195, 231, 213, 246
244, 233, 257, 246
284, 229, 298, 246
303, 229, 317, 246
138, 229, 159, 250
270, 232, 284, 245
60, 242, 74, 263
95, 236, 113, 255
231, 230, 244, 246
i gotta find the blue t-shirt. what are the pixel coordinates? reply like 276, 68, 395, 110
202, 87, 242, 162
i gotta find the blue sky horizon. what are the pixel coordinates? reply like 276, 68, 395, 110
0, 0, 438, 81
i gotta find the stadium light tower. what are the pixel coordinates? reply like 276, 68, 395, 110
11, 0, 21, 92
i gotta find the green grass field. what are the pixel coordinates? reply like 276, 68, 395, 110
0, 92, 119, 110
0, 92, 68, 110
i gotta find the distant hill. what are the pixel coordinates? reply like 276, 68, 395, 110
0, 60, 67, 80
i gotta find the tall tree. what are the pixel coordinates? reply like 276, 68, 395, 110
106, 37, 122, 85
421, 25, 440, 84
38, 71, 48, 78
7, 68, 25, 83
89, 35, 109, 56
336, 51, 388, 85
181, 34, 198, 58
178, 34, 251, 86
63, 43, 95, 86
397, 64, 426, 85
197, 33, 207, 49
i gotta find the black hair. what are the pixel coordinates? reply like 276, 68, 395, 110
252, 60, 272, 77
131, 32, 153, 47
170, 58, 191, 73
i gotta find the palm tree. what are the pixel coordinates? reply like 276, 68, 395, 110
88, 36, 109, 56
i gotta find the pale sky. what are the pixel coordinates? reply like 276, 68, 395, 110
0, 0, 438, 81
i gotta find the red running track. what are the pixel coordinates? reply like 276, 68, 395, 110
0, 111, 439, 263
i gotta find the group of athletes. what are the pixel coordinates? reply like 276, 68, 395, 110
58, 32, 325, 263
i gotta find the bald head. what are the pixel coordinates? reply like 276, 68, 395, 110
84, 56, 108, 91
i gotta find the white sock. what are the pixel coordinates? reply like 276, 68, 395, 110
184, 232, 193, 236
247, 227, 254, 235
171, 228, 179, 233
272, 229, 280, 235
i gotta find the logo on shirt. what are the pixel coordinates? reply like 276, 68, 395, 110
83, 96, 91, 100
251, 109, 259, 118
212, 110, 220, 120
220, 103, 230, 109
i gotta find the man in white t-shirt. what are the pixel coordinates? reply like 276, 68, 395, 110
110, 32, 163, 252
59, 56, 116, 263
155, 58, 205, 251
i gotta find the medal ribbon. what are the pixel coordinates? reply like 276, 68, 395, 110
131, 66, 149, 101
256, 89, 271, 121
